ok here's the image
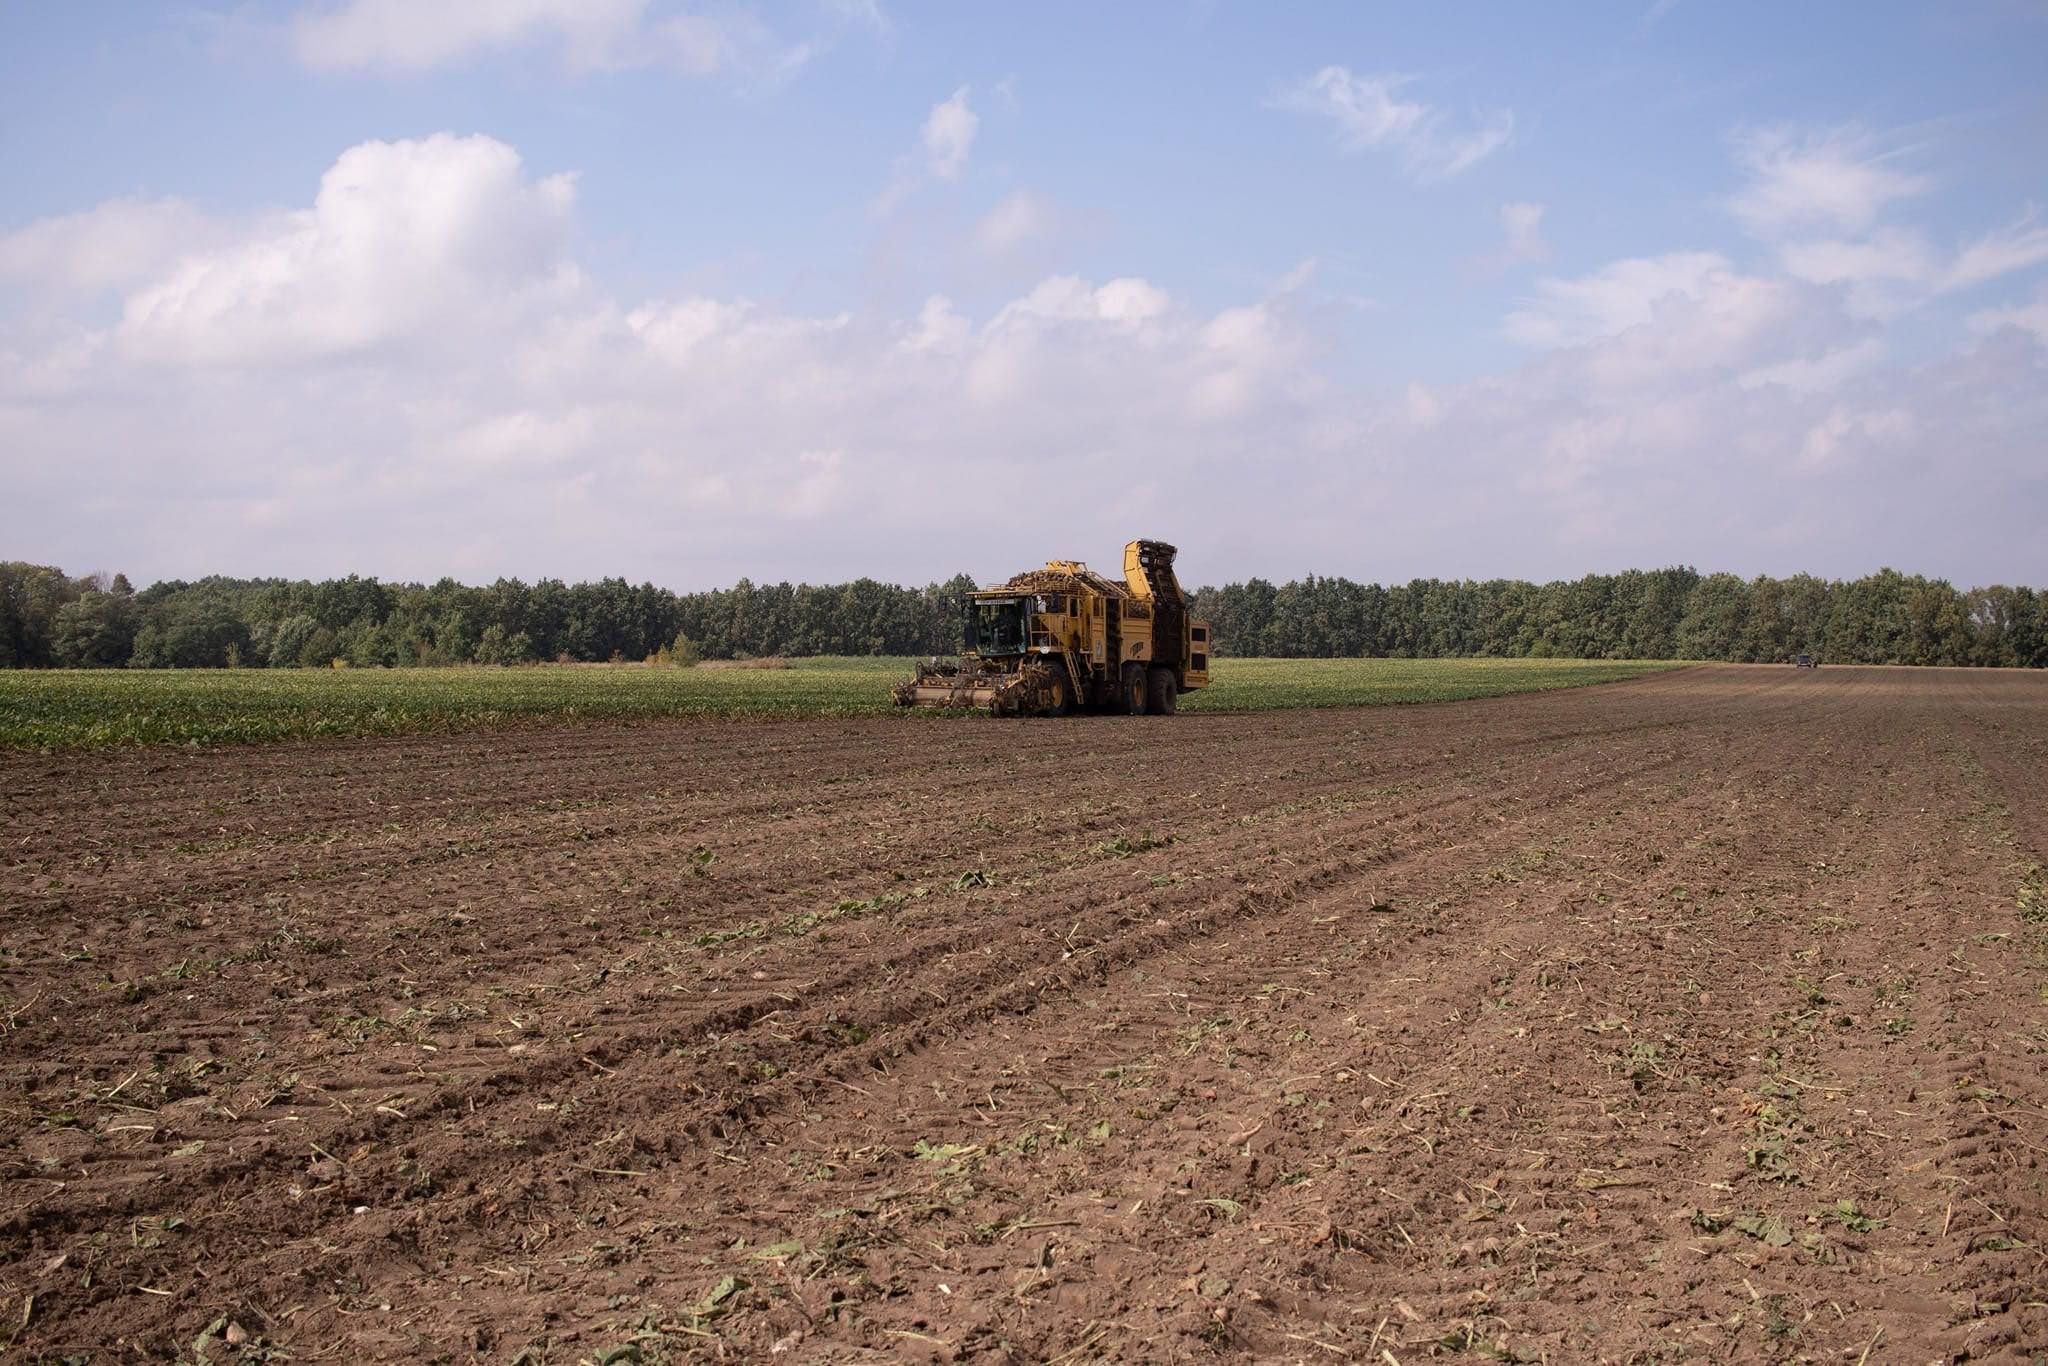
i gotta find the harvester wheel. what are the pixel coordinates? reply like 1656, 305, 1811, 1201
1146, 667, 1178, 716
1042, 666, 1072, 717
1119, 662, 1148, 715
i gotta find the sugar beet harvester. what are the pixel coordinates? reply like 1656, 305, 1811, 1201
894, 539, 1212, 716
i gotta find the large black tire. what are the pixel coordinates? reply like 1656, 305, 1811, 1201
1119, 662, 1148, 715
1146, 666, 1178, 716
1041, 663, 1072, 716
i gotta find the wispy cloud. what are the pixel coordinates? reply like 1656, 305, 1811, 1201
1504, 252, 1739, 349
975, 189, 1055, 255
1969, 283, 2048, 342
1279, 67, 1514, 181
922, 86, 978, 180
1946, 214, 2048, 292
291, 0, 832, 82
872, 85, 982, 217
1727, 125, 1927, 238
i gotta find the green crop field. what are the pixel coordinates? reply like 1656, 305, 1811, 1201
0, 657, 1686, 748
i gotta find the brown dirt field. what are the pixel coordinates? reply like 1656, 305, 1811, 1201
3, 664, 2046, 1363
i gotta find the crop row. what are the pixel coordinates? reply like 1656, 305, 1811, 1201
0, 657, 1684, 748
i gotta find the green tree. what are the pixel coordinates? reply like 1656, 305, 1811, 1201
269, 614, 318, 668
1674, 573, 1752, 660
52, 588, 138, 667
474, 624, 534, 666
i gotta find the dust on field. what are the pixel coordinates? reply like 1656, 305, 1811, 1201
2, 665, 2044, 1361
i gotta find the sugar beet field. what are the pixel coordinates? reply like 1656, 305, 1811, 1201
0, 656, 1675, 748
2, 664, 2046, 1361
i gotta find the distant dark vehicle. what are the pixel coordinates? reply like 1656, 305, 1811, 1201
1794, 654, 1817, 668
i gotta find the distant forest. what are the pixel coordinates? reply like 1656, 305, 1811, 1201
1, 561, 2043, 669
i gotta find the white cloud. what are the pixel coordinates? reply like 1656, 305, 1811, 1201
1795, 404, 1913, 472
292, 0, 818, 80
923, 86, 978, 180
1777, 228, 1936, 288
1773, 215, 2048, 314
1969, 284, 2048, 342
1728, 126, 1927, 238
1500, 202, 1548, 264
900, 295, 968, 353
1095, 277, 1172, 323
1504, 252, 1737, 348
294, 0, 650, 71
1728, 125, 2048, 318
1403, 381, 1443, 429
445, 408, 598, 468
1475, 201, 1549, 272
0, 197, 226, 296
118, 134, 580, 366
822, 0, 890, 33
1739, 338, 1886, 394
6, 132, 2048, 591
976, 276, 1172, 336
1280, 67, 1513, 181
1503, 252, 1891, 404
651, 13, 737, 76
974, 189, 1053, 255
786, 450, 846, 519
1945, 215, 2048, 292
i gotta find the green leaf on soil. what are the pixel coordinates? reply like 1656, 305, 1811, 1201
1822, 1198, 1877, 1232
1732, 1211, 1794, 1246
691, 1275, 747, 1318
1096, 833, 1174, 858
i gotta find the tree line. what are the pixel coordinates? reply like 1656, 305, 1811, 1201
0, 564, 979, 670
1, 560, 2042, 669
1189, 568, 2045, 667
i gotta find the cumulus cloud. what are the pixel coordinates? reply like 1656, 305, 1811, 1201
1795, 404, 1913, 472
922, 86, 978, 179
1738, 338, 1887, 395
0, 198, 226, 296
116, 134, 581, 366
1280, 67, 1514, 180
4, 132, 2046, 590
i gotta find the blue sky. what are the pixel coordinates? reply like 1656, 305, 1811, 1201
2, 2, 2045, 590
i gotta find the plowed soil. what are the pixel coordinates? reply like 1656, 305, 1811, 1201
4, 665, 2046, 1363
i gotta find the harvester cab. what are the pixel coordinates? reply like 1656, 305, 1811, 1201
893, 539, 1212, 716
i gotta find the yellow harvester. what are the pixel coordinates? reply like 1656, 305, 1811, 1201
894, 539, 1212, 715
